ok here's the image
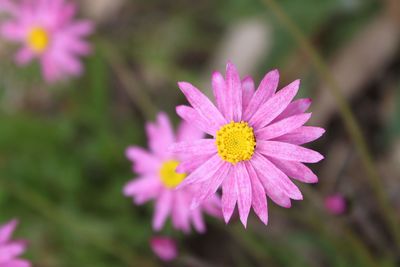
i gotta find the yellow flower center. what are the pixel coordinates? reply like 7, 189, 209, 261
159, 160, 186, 188
216, 121, 256, 164
27, 27, 50, 53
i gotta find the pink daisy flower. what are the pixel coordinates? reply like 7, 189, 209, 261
324, 194, 347, 215
170, 62, 325, 227
123, 112, 221, 233
0, 0, 93, 83
0, 219, 31, 267
150, 236, 177, 262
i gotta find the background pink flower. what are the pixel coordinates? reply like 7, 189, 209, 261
0, 0, 93, 83
123, 112, 221, 233
150, 236, 177, 262
324, 194, 347, 215
0, 219, 30, 267
171, 62, 325, 227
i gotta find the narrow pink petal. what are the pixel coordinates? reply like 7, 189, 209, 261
243, 69, 279, 121
257, 140, 324, 163
176, 121, 204, 142
0, 22, 25, 41
256, 113, 311, 141
150, 237, 177, 262
235, 163, 252, 227
225, 62, 242, 121
178, 82, 226, 131
125, 147, 160, 174
171, 192, 190, 233
221, 168, 237, 223
268, 158, 318, 183
242, 76, 255, 111
169, 139, 216, 156
273, 126, 325, 145
245, 162, 268, 225
1, 259, 31, 267
66, 20, 94, 36
191, 208, 206, 233
249, 80, 300, 129
212, 71, 227, 118
146, 112, 174, 158
202, 195, 222, 219
40, 54, 62, 83
176, 153, 214, 173
123, 176, 160, 197
176, 105, 215, 136
15, 47, 34, 65
177, 155, 224, 188
0, 241, 27, 262
0, 220, 17, 244
153, 190, 172, 231
273, 98, 312, 122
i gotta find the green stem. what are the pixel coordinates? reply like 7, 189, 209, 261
262, 0, 400, 248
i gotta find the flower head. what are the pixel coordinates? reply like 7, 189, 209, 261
324, 194, 347, 215
123, 112, 221, 233
0, 0, 93, 83
150, 236, 177, 262
0, 219, 31, 267
171, 62, 325, 227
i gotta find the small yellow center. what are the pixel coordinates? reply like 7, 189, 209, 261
159, 160, 186, 188
216, 121, 256, 164
27, 27, 49, 53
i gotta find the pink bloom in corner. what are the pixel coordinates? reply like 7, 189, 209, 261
0, 0, 93, 83
0, 219, 31, 267
171, 62, 325, 227
324, 194, 346, 215
150, 236, 177, 262
123, 112, 221, 233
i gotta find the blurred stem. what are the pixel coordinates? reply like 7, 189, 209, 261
262, 0, 400, 248
96, 39, 157, 120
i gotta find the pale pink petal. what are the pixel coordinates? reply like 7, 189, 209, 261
249, 80, 300, 129
171, 191, 190, 233
257, 140, 324, 163
235, 163, 252, 227
0, 22, 26, 41
0, 241, 27, 262
125, 147, 160, 174
245, 162, 268, 225
178, 81, 226, 131
273, 98, 312, 122
243, 69, 279, 121
153, 190, 172, 231
191, 208, 206, 233
150, 237, 177, 262
211, 71, 227, 118
268, 158, 318, 183
0, 259, 31, 267
324, 194, 347, 215
123, 176, 161, 197
146, 112, 174, 158
255, 113, 311, 141
176, 105, 216, 136
273, 126, 325, 145
65, 20, 94, 36
169, 139, 216, 156
176, 120, 204, 142
202, 195, 222, 218
0, 220, 17, 244
14, 47, 34, 65
225, 62, 242, 121
221, 168, 237, 223
176, 153, 214, 173
242, 76, 255, 111
40, 54, 62, 83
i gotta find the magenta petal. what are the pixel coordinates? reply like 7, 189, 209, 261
212, 71, 227, 118
169, 139, 216, 156
225, 62, 242, 121
171, 192, 190, 233
125, 147, 160, 174
123, 176, 160, 197
178, 81, 226, 131
191, 208, 206, 233
150, 237, 177, 262
146, 112, 175, 158
153, 191, 172, 231
256, 113, 312, 141
235, 163, 252, 227
245, 162, 268, 225
243, 69, 279, 121
273, 126, 325, 145
176, 154, 214, 173
273, 98, 312, 122
324, 194, 347, 215
257, 140, 324, 163
176, 120, 204, 142
242, 76, 255, 111
176, 105, 215, 136
249, 79, 300, 129
0, 241, 27, 261
0, 220, 17, 244
221, 168, 237, 223
268, 158, 318, 183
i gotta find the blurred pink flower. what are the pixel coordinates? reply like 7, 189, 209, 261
324, 194, 347, 215
123, 112, 221, 233
0, 219, 31, 267
170, 61, 325, 227
150, 236, 177, 262
0, 0, 93, 83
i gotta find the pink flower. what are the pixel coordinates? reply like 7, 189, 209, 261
150, 236, 177, 262
324, 194, 346, 215
170, 62, 325, 227
123, 112, 221, 233
0, 0, 93, 83
0, 219, 31, 267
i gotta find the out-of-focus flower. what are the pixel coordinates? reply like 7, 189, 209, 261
324, 194, 347, 215
150, 236, 177, 262
0, 0, 93, 83
0, 219, 31, 267
170, 61, 325, 227
123, 112, 221, 233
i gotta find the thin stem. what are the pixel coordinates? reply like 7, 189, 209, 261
261, 0, 400, 248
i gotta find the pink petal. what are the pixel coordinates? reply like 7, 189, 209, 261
273, 126, 325, 145
125, 147, 160, 174
0, 259, 31, 267
0, 241, 27, 262
243, 69, 279, 121
176, 105, 215, 136
324, 194, 347, 215
273, 98, 312, 122
245, 162, 268, 225
40, 54, 62, 83
249, 79, 300, 129
178, 82, 226, 131
176, 153, 214, 173
212, 71, 227, 118
176, 120, 204, 142
171, 192, 190, 233
201, 195, 222, 219
14, 47, 34, 65
146, 112, 174, 158
242, 76, 255, 111
225, 62, 242, 121
221, 168, 237, 223
0, 22, 25, 41
268, 158, 318, 183
153, 190, 172, 231
150, 237, 177, 262
255, 113, 311, 141
235, 163, 252, 227
0, 220, 17, 244
257, 140, 324, 163
123, 176, 161, 197
169, 139, 216, 157
191, 208, 206, 233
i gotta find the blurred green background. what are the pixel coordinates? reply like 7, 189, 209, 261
1, 0, 400, 266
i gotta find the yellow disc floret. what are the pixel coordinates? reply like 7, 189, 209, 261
159, 160, 186, 188
27, 27, 50, 53
216, 121, 256, 164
